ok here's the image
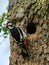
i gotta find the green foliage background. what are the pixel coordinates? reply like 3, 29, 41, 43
0, 13, 8, 38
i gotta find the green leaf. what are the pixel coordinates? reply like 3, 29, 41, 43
0, 13, 8, 38
0, 19, 3, 26
0, 28, 1, 32
3, 27, 8, 31
2, 13, 7, 17
3, 27, 8, 35
0, 19, 3, 23
4, 30, 8, 34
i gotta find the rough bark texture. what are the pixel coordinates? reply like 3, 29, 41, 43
8, 0, 49, 65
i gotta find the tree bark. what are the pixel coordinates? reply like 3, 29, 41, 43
8, 0, 49, 65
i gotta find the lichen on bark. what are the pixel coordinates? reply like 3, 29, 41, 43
8, 0, 49, 65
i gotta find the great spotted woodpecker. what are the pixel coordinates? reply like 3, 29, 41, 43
6, 22, 29, 59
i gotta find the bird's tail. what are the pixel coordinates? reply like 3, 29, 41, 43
21, 48, 30, 60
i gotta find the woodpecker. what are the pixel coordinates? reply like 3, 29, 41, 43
6, 22, 29, 59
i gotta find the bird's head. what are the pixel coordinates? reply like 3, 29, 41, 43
6, 22, 14, 29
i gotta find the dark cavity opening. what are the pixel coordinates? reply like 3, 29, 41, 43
26, 22, 36, 34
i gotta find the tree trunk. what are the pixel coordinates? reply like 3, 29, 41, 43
8, 0, 49, 65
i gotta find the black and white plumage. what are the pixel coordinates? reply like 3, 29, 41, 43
6, 22, 29, 59
6, 22, 27, 45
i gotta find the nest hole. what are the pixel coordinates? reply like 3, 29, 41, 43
26, 22, 36, 34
